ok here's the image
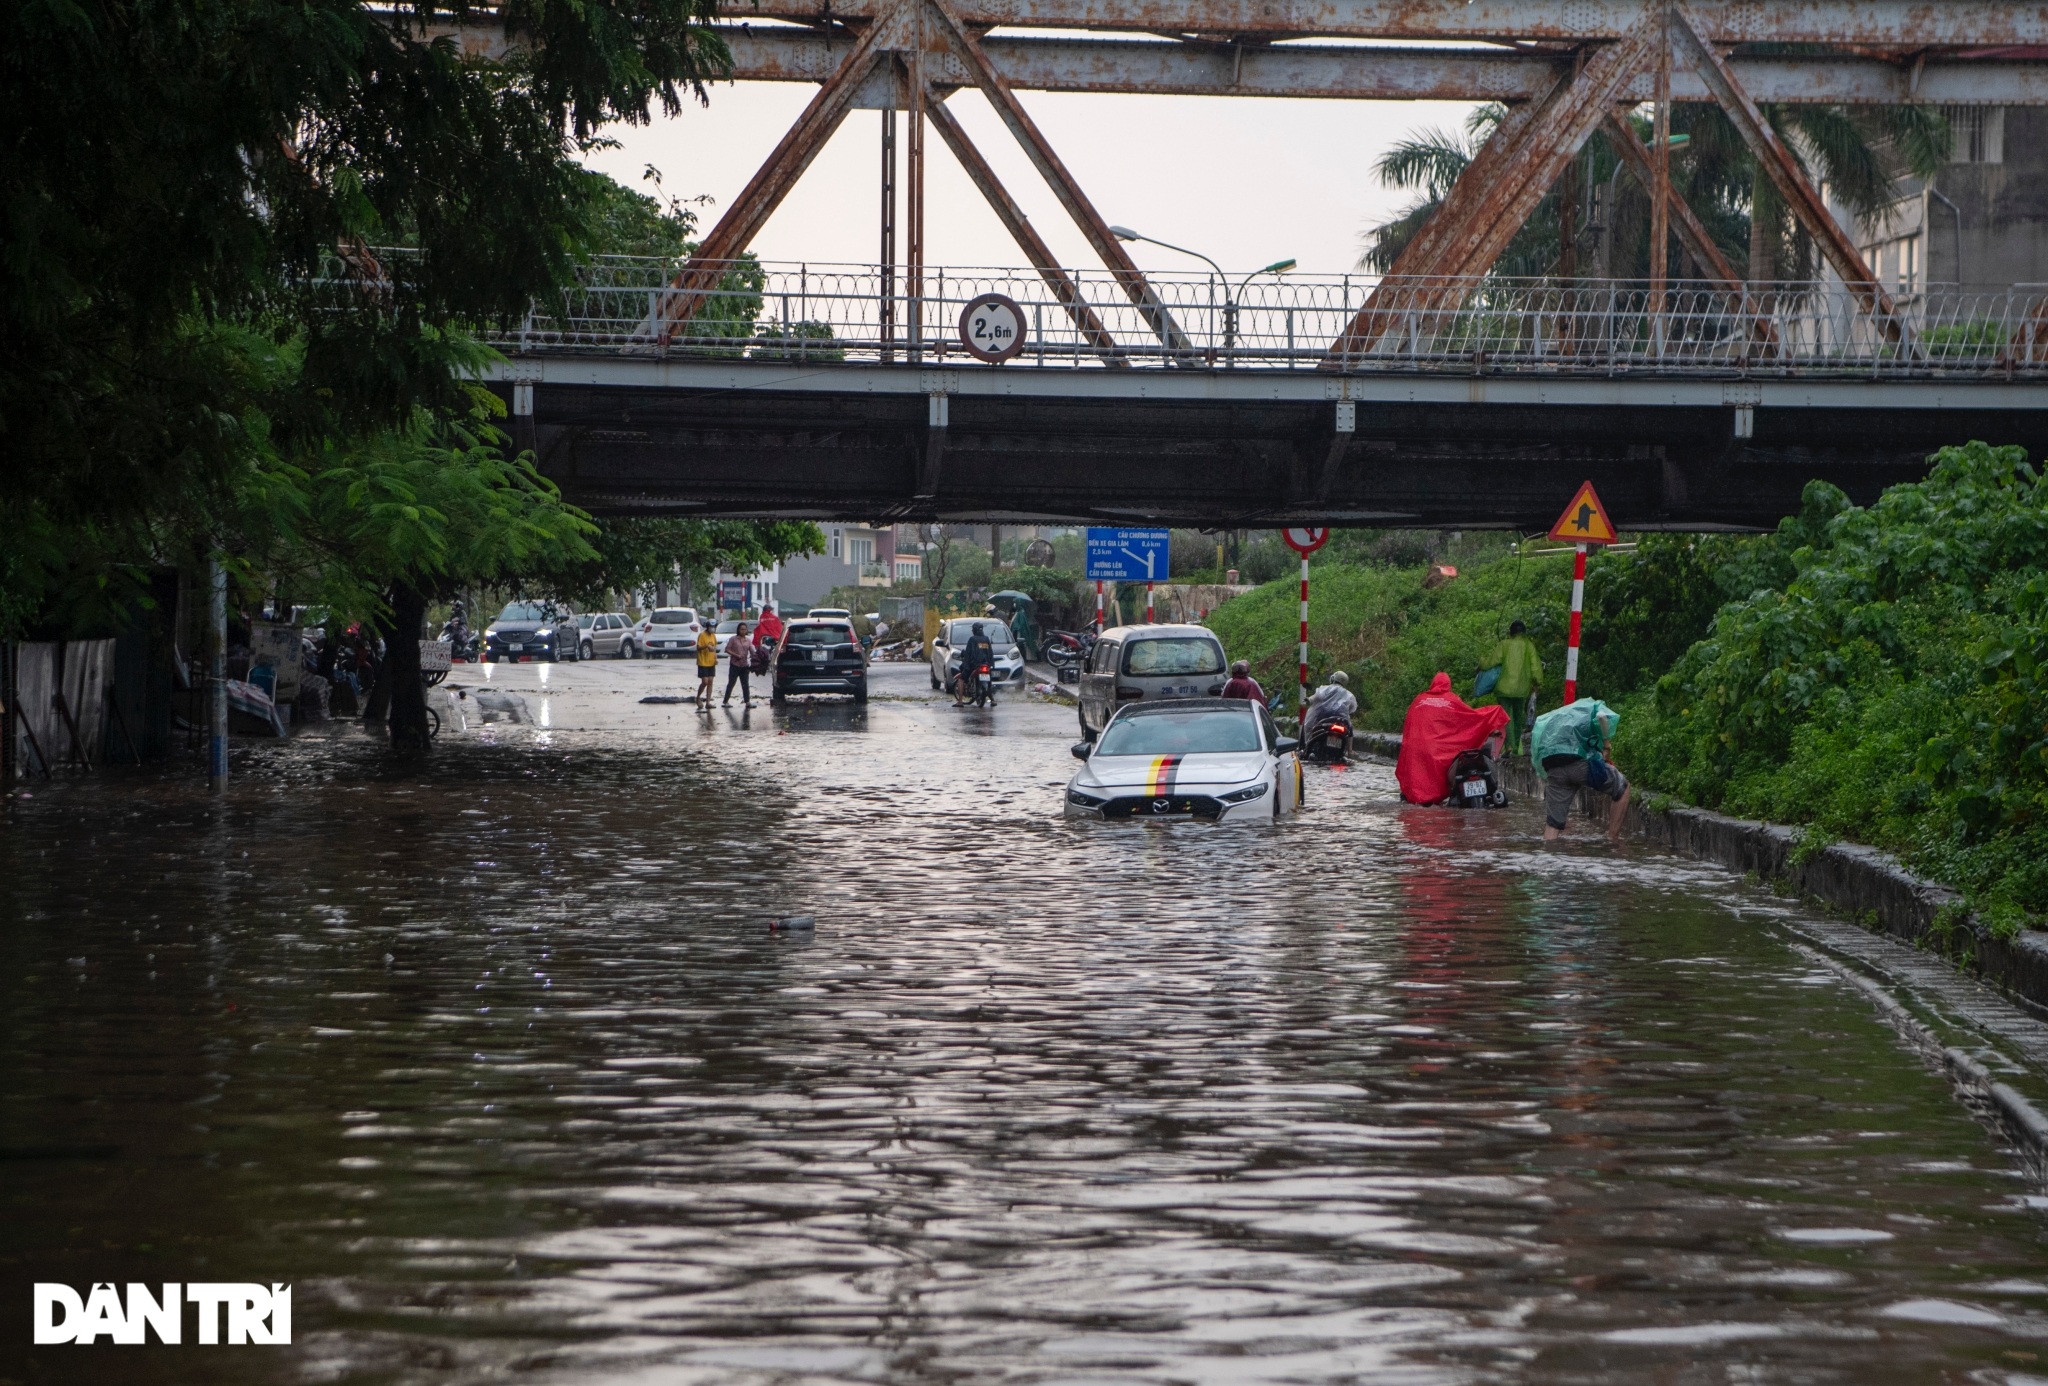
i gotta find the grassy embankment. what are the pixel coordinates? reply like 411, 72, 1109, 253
1209, 443, 2048, 932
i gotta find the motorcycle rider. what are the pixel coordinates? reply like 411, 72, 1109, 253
1302, 669, 1357, 732
954, 621, 997, 706
1221, 660, 1267, 706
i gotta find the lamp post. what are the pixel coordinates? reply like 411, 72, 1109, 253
1108, 227, 1294, 363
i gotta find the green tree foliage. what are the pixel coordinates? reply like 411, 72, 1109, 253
539, 518, 824, 610
1362, 101, 1948, 280
1, 0, 727, 633
1625, 445, 2048, 929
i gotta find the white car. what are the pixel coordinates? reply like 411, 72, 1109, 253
1065, 699, 1303, 823
928, 618, 1025, 691
630, 606, 705, 660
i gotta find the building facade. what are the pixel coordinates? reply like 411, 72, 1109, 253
1853, 106, 2048, 293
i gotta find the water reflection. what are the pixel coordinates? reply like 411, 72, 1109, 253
0, 679, 2043, 1385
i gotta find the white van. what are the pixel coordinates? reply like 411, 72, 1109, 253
1077, 624, 1230, 739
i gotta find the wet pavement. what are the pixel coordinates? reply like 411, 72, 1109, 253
5, 658, 2048, 1384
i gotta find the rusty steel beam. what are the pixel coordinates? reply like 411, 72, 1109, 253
1603, 111, 1778, 352
440, 22, 2048, 104
926, 0, 1196, 360
715, 29, 2048, 106
655, 14, 900, 333
1671, 4, 1901, 339
1323, 19, 1657, 362
924, 98, 1128, 363
602, 0, 2048, 48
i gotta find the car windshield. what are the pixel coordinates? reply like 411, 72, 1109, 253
786, 624, 854, 647
1096, 707, 1262, 757
715, 621, 742, 636
496, 602, 548, 622
1124, 637, 1225, 676
948, 621, 1012, 646
650, 609, 695, 626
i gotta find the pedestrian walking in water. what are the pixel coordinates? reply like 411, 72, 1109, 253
1532, 696, 1629, 844
1484, 620, 1544, 755
723, 622, 753, 706
695, 624, 719, 707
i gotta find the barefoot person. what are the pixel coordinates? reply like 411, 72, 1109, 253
722, 622, 754, 706
1532, 697, 1629, 844
694, 623, 719, 707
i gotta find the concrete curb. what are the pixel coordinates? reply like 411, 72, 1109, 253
1353, 729, 2048, 1015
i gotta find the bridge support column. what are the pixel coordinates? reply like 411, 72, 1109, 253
917, 393, 948, 498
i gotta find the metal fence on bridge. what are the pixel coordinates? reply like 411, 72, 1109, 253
477, 258, 2048, 379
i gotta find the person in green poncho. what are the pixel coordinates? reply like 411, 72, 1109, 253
1483, 620, 1544, 754
1531, 696, 1629, 843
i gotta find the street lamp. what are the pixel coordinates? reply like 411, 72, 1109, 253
1110, 226, 1295, 363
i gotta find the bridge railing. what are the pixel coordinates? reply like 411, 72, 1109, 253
488, 257, 2048, 378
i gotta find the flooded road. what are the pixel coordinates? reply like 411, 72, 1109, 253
4, 659, 2048, 1384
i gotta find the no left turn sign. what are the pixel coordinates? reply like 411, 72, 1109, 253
1283, 527, 1329, 555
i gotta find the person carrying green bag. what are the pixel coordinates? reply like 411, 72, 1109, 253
1481, 620, 1544, 754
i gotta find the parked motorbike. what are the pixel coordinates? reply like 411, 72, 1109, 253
1447, 730, 1509, 808
1301, 711, 1353, 764
1041, 629, 1096, 681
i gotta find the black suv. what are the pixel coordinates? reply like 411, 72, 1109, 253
483, 601, 581, 663
769, 620, 868, 704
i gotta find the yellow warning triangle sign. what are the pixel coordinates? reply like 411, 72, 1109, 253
1548, 480, 1619, 545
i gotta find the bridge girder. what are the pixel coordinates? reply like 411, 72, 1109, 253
487, 360, 2048, 530
715, 32, 2048, 108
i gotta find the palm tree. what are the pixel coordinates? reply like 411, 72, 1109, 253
1361, 98, 1949, 285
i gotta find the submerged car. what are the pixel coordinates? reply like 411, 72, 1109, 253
770, 619, 868, 704
1065, 699, 1302, 823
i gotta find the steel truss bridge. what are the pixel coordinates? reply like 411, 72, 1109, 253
484, 264, 2048, 528
434, 0, 2048, 525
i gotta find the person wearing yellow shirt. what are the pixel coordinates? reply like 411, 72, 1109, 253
694, 625, 719, 708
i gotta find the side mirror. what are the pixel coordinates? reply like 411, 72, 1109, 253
1071, 742, 1092, 760
1276, 736, 1299, 754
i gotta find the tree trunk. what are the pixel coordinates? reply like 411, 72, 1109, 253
1748, 168, 1777, 288
384, 580, 431, 755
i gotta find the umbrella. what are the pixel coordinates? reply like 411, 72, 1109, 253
987, 590, 1035, 607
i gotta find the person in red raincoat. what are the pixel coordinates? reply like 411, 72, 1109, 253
1396, 672, 1509, 804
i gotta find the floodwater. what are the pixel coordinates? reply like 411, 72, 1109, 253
4, 660, 2048, 1385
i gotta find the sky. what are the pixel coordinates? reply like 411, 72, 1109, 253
582, 79, 1477, 278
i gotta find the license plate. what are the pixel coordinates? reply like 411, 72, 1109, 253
1460, 780, 1486, 797
813, 650, 828, 661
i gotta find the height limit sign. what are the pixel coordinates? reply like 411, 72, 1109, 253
959, 294, 1026, 363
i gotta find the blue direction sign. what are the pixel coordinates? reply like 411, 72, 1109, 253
719, 579, 749, 611
1085, 527, 1170, 581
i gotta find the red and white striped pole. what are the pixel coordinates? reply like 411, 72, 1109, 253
1095, 579, 1104, 632
1297, 554, 1311, 727
1562, 542, 1586, 703
1145, 582, 1154, 623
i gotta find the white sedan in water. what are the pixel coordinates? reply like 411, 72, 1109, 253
1065, 699, 1303, 823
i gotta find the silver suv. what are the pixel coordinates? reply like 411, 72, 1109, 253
1077, 624, 1229, 739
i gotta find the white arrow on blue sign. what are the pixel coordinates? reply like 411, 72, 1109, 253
1085, 527, 1169, 581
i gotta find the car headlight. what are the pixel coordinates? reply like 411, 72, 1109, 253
1008, 646, 1022, 659
1067, 789, 1108, 808
484, 629, 498, 640
1218, 783, 1269, 804
535, 631, 553, 641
